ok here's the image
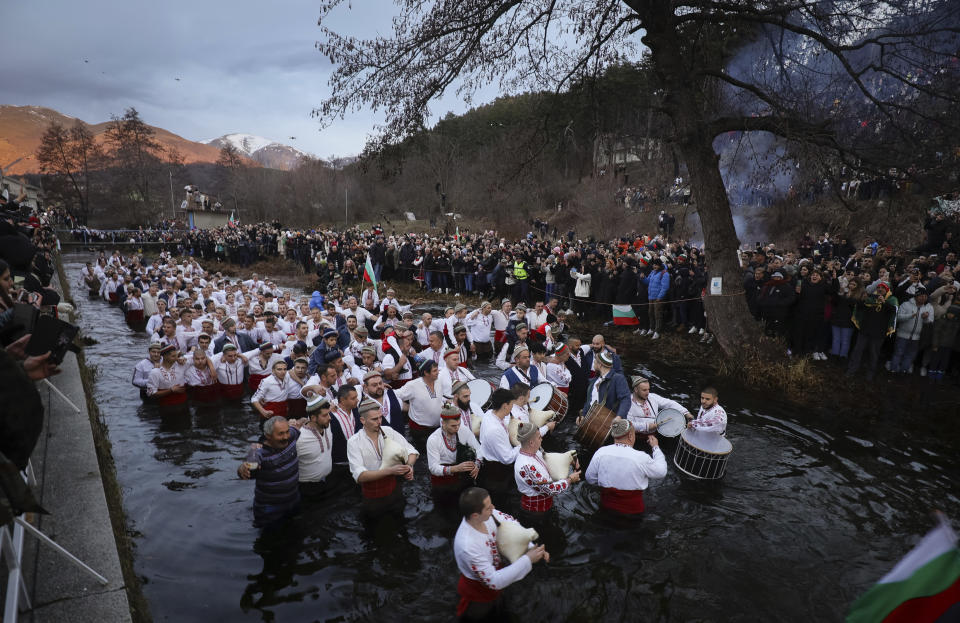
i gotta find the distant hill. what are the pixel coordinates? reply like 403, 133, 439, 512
203, 133, 309, 170
0, 105, 258, 174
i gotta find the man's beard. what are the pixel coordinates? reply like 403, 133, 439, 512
456, 398, 471, 411
368, 387, 384, 399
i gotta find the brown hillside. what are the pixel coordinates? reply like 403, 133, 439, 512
0, 105, 255, 174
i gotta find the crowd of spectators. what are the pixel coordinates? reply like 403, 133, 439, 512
64, 195, 960, 383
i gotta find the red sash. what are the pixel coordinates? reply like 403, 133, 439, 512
557, 386, 569, 394
157, 391, 188, 406
361, 475, 397, 499
521, 494, 553, 512
456, 575, 500, 616
262, 401, 288, 418
249, 373, 268, 391
126, 309, 144, 325
600, 487, 645, 514
189, 383, 220, 403
220, 382, 245, 400
287, 398, 306, 419
108, 292, 119, 304
407, 419, 435, 431
494, 330, 506, 344
458, 361, 469, 369
430, 474, 461, 488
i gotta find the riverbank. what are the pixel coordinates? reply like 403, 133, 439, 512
14, 262, 141, 622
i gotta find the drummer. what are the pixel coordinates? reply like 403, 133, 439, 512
584, 419, 667, 516
426, 402, 481, 502
510, 384, 554, 439
544, 344, 572, 394
627, 376, 691, 434
685, 386, 727, 435
578, 350, 631, 423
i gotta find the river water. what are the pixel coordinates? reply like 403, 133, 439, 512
64, 256, 960, 622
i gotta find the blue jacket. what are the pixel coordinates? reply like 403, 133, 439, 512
580, 371, 631, 419
643, 269, 670, 300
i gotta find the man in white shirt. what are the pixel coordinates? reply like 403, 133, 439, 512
394, 359, 445, 449
426, 402, 481, 502
513, 422, 579, 514
297, 398, 335, 499
132, 343, 162, 400
585, 418, 667, 515
685, 386, 727, 435
453, 487, 547, 620
438, 348, 475, 397
464, 301, 494, 359
347, 399, 419, 515
626, 376, 691, 434
478, 388, 519, 500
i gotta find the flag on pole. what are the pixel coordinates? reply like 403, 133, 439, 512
611, 304, 639, 326
363, 254, 378, 290
228, 211, 237, 228
456, 226, 460, 242
847, 516, 960, 623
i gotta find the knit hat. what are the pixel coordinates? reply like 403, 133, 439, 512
355, 326, 369, 335
451, 380, 469, 395
306, 396, 329, 413
516, 421, 539, 444
148, 343, 162, 351
631, 375, 649, 388
454, 303, 467, 313
597, 350, 614, 367
258, 342, 274, 351
440, 402, 460, 420
323, 328, 338, 339
453, 324, 467, 334
363, 370, 383, 382
443, 348, 460, 359
222, 317, 236, 328
159, 344, 178, 355
610, 418, 631, 438
514, 322, 528, 331
360, 345, 376, 356
357, 399, 380, 414
480, 301, 491, 309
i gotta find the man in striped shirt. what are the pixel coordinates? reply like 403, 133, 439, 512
238, 416, 304, 527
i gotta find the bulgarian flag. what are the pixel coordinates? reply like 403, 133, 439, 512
363, 253, 377, 289
612, 304, 639, 326
456, 226, 460, 242
228, 211, 237, 228
848, 517, 960, 622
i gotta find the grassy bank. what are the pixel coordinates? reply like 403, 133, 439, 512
55, 255, 154, 623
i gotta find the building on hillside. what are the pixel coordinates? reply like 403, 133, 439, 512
593, 135, 664, 169
0, 176, 44, 209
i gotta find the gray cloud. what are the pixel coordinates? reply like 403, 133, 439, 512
0, 0, 411, 158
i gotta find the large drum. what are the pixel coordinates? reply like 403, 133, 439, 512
673, 429, 733, 480
574, 403, 617, 450
654, 407, 686, 437
528, 382, 570, 423
466, 379, 497, 411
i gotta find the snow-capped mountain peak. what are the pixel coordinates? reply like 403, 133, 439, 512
202, 133, 310, 170
202, 133, 275, 157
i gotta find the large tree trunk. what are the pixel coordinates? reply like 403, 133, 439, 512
638, 1, 765, 359
680, 135, 763, 358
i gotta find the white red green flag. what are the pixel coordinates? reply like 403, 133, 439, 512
612, 304, 639, 326
363, 254, 377, 289
847, 518, 960, 622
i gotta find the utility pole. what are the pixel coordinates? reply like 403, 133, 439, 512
169, 171, 175, 220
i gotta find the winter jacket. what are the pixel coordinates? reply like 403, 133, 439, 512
852, 294, 898, 338
929, 286, 959, 348
643, 269, 670, 300
895, 297, 934, 340
758, 278, 796, 320
573, 270, 592, 298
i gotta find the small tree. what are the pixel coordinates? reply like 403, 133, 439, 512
104, 107, 165, 218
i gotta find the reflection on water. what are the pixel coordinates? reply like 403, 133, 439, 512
65, 256, 960, 622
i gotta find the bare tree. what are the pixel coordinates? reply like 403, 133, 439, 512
104, 107, 165, 218
36, 120, 103, 224
315, 0, 960, 358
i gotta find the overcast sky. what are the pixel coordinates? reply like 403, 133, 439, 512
0, 0, 491, 159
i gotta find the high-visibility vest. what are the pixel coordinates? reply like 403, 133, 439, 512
513, 261, 528, 280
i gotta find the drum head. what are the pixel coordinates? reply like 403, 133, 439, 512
529, 383, 554, 410
681, 428, 733, 454
466, 379, 493, 409
655, 407, 686, 437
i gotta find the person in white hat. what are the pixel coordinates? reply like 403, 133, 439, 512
426, 402, 481, 500
347, 398, 419, 515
